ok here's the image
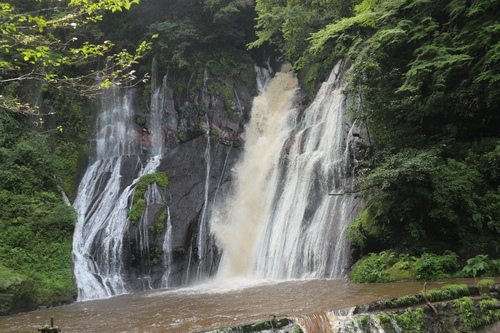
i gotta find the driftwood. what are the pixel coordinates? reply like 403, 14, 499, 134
423, 282, 438, 314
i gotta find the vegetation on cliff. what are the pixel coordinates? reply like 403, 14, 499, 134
0, 108, 77, 313
251, 0, 500, 270
1, 0, 499, 315
0, 0, 153, 312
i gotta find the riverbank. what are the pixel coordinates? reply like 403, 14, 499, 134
201, 280, 500, 333
1, 278, 499, 332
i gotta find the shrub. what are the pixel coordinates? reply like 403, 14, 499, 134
384, 295, 420, 309
349, 251, 397, 283
454, 297, 482, 330
461, 255, 500, 278
462, 254, 489, 278
393, 308, 426, 332
425, 284, 469, 302
479, 298, 500, 325
414, 251, 458, 280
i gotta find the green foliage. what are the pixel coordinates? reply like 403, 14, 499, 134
144, 0, 256, 70
454, 297, 482, 331
250, 0, 358, 62
375, 313, 392, 328
349, 251, 397, 283
0, 111, 78, 304
128, 199, 146, 222
178, 130, 187, 142
296, 0, 500, 259
425, 284, 470, 303
479, 298, 500, 325
128, 172, 169, 222
361, 307, 429, 332
250, 321, 271, 331
136, 172, 169, 193
298, 63, 323, 101
414, 252, 458, 281
386, 261, 414, 281
210, 127, 219, 140
479, 279, 495, 287
393, 308, 426, 332
153, 208, 167, 234
462, 255, 489, 278
135, 116, 147, 126
0, 190, 76, 305
1, 0, 153, 112
149, 246, 163, 266
0, 265, 26, 291
349, 315, 369, 329
384, 295, 420, 309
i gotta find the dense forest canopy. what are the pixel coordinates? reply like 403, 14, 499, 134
0, 0, 499, 311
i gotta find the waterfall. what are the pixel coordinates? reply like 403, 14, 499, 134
211, 61, 362, 279
325, 308, 404, 333
211, 71, 300, 277
72, 85, 166, 300
195, 71, 213, 279
160, 207, 173, 287
254, 63, 272, 93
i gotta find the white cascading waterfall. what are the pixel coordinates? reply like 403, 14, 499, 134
72, 84, 166, 300
211, 61, 362, 279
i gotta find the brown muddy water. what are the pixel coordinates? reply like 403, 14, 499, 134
0, 277, 496, 333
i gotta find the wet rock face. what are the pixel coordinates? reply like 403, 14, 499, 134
123, 137, 241, 288
157, 137, 240, 285
121, 68, 255, 287
135, 68, 257, 154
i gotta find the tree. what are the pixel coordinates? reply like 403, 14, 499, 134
0, 0, 155, 113
248, 0, 358, 62
311, 0, 500, 257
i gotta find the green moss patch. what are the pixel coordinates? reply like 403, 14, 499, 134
128, 172, 169, 222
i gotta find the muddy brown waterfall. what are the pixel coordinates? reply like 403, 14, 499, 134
211, 61, 367, 280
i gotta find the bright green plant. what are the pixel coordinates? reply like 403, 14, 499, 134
375, 313, 392, 328
251, 321, 271, 330
384, 295, 420, 309
393, 308, 426, 332
349, 251, 397, 283
479, 298, 500, 325
128, 172, 169, 222
210, 127, 219, 140
1, 0, 154, 113
178, 130, 187, 142
149, 246, 163, 266
414, 252, 458, 281
462, 255, 489, 278
349, 315, 369, 329
425, 284, 469, 303
454, 297, 482, 331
